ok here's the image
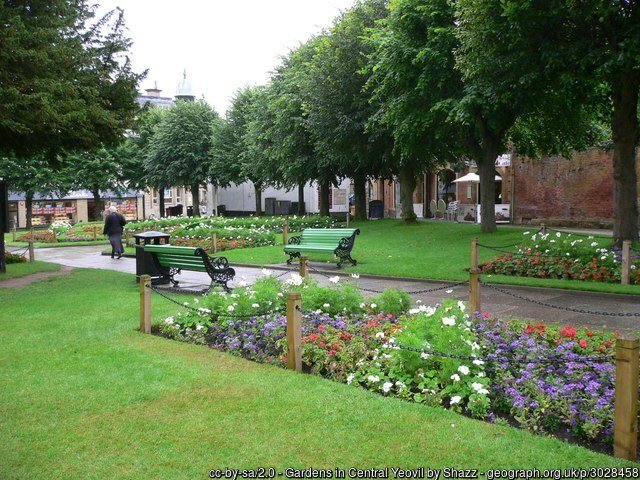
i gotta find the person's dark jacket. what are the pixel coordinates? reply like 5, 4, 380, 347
103, 212, 127, 235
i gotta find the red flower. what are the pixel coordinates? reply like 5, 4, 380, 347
308, 333, 318, 342
560, 325, 577, 338
586, 330, 593, 337
579, 339, 587, 348
317, 325, 325, 332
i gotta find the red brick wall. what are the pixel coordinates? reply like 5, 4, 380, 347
513, 148, 640, 227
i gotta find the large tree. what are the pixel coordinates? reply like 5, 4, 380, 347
211, 86, 278, 215
367, 0, 464, 222
304, 0, 393, 220
0, 3, 143, 159
0, 1, 142, 269
457, 0, 639, 244
146, 100, 219, 217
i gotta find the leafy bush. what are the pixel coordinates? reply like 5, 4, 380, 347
6, 252, 27, 264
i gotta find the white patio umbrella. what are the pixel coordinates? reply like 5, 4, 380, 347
451, 172, 502, 222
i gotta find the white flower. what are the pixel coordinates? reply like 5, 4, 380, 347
556, 232, 561, 237
329, 276, 340, 284
450, 374, 460, 382
395, 381, 406, 389
359, 303, 366, 309
346, 374, 355, 384
193, 298, 199, 304
477, 372, 485, 378
478, 388, 489, 395
472, 359, 484, 366
420, 352, 430, 359
445, 289, 453, 294
277, 292, 284, 297
457, 301, 466, 312
424, 306, 436, 317
458, 365, 470, 375
261, 268, 273, 277
351, 273, 360, 279
382, 382, 393, 393
450, 396, 462, 405
227, 305, 235, 312
523, 231, 530, 235
367, 375, 380, 383
252, 303, 260, 308
442, 316, 456, 326
471, 382, 484, 391
375, 332, 385, 338
285, 273, 303, 286
238, 280, 249, 287
195, 324, 204, 331
416, 300, 422, 304
370, 303, 377, 309
164, 316, 174, 325
323, 303, 330, 308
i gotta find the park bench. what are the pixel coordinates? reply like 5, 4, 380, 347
144, 244, 235, 292
284, 228, 360, 268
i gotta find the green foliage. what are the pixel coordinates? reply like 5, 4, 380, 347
145, 100, 219, 214
0, 3, 143, 158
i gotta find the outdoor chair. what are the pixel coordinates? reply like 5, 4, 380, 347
429, 199, 438, 219
446, 201, 459, 221
436, 199, 447, 219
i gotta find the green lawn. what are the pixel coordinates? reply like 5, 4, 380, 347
222, 219, 640, 295
0, 268, 635, 478
0, 261, 60, 280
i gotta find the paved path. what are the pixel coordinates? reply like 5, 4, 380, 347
20, 245, 640, 334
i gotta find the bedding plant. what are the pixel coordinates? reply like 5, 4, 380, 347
155, 271, 629, 452
481, 230, 640, 284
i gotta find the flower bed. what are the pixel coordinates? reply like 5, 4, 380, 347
6, 252, 27, 264
481, 230, 640, 284
153, 273, 633, 453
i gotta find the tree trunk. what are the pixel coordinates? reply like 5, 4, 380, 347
319, 180, 331, 217
297, 182, 306, 215
254, 183, 262, 216
25, 191, 34, 228
478, 137, 500, 233
191, 183, 200, 217
91, 187, 102, 221
611, 71, 639, 246
1, 179, 6, 273
159, 188, 165, 217
398, 164, 417, 223
353, 174, 367, 221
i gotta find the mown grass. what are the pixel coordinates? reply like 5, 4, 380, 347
0, 260, 60, 280
0, 268, 635, 479
221, 219, 640, 295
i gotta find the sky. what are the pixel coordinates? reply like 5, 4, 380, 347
97, 0, 357, 115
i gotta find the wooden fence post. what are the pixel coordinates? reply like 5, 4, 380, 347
125, 231, 131, 247
211, 232, 218, 254
614, 337, 639, 460
12, 225, 16, 242
139, 275, 152, 334
92, 225, 98, 241
540, 223, 547, 235
28, 228, 35, 262
52, 228, 57, 243
621, 240, 631, 285
299, 256, 308, 278
286, 293, 302, 372
469, 237, 481, 313
283, 217, 289, 246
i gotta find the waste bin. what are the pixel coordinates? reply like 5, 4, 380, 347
134, 230, 171, 284
369, 200, 384, 219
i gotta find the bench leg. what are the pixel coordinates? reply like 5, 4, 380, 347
286, 252, 300, 265
336, 252, 356, 268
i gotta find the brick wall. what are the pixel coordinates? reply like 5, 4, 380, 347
513, 147, 640, 227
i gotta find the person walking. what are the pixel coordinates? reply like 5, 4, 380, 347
103, 205, 127, 259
